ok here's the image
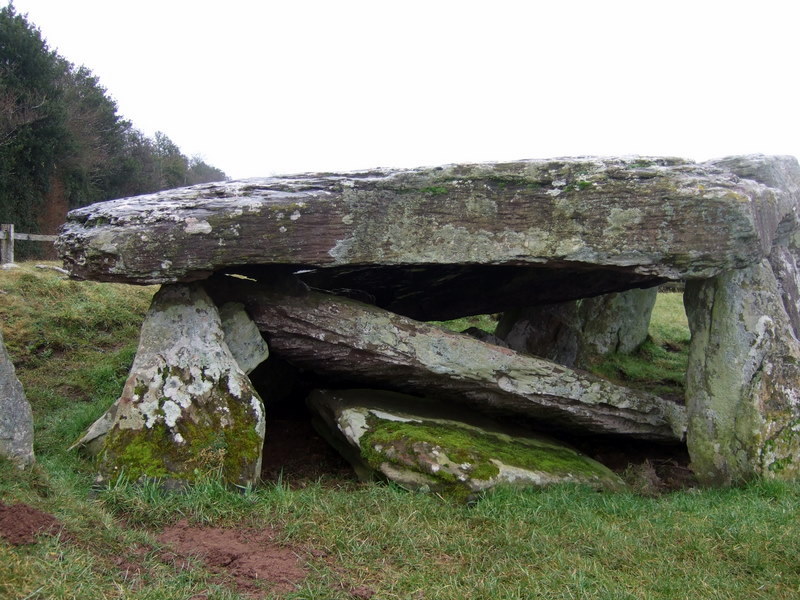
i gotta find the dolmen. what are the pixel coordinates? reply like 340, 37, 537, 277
58, 155, 800, 496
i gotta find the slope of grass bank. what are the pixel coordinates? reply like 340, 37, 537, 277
2, 265, 799, 599
589, 292, 690, 400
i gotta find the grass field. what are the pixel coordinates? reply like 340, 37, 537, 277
589, 293, 690, 400
2, 264, 799, 599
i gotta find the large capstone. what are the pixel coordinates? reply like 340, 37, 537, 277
57, 157, 784, 321
0, 329, 35, 467
73, 284, 266, 486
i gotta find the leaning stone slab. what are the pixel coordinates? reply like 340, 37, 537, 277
73, 284, 266, 487
496, 287, 657, 368
0, 329, 35, 467
57, 157, 784, 319
209, 278, 686, 442
685, 259, 800, 485
308, 389, 625, 499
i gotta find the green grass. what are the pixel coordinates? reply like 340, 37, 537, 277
429, 313, 498, 335
589, 292, 690, 399
2, 266, 800, 599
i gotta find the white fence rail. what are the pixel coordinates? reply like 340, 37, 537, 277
1, 224, 58, 264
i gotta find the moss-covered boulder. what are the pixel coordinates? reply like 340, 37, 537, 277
685, 259, 800, 485
308, 389, 624, 500
73, 284, 266, 486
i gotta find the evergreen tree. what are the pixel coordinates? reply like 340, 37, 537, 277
187, 156, 227, 185
1, 2, 228, 251
0, 2, 68, 232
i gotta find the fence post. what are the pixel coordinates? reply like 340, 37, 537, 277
1, 224, 14, 265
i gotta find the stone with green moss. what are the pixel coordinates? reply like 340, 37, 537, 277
72, 283, 266, 487
685, 259, 800, 485
308, 389, 624, 500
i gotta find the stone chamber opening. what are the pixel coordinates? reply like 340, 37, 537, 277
238, 276, 697, 492
248, 341, 696, 493
248, 357, 357, 487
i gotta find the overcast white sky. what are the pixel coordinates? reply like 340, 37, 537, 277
7, 0, 800, 179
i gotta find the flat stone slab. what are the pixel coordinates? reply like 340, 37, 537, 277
209, 278, 687, 442
308, 389, 625, 499
56, 157, 789, 319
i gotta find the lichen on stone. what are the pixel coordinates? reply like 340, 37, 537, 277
76, 283, 265, 487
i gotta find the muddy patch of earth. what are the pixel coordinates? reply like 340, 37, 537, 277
158, 520, 307, 598
0, 501, 63, 545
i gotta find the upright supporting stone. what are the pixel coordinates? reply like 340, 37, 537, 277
685, 260, 800, 485
496, 288, 658, 368
75, 284, 266, 487
768, 244, 800, 339
1, 329, 35, 467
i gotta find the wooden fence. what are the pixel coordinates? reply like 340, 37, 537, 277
0, 224, 58, 264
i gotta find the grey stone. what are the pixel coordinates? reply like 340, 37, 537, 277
308, 389, 625, 498
218, 302, 269, 374
767, 245, 800, 339
73, 284, 265, 486
209, 278, 686, 442
684, 259, 800, 485
707, 155, 800, 337
496, 287, 658, 368
0, 329, 35, 467
58, 157, 785, 321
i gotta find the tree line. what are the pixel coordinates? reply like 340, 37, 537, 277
0, 3, 227, 242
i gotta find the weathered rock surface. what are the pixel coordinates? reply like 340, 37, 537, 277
74, 284, 265, 486
308, 389, 625, 498
0, 329, 35, 467
58, 157, 784, 321
495, 287, 657, 368
708, 155, 800, 338
684, 259, 800, 485
208, 278, 686, 441
218, 302, 270, 374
